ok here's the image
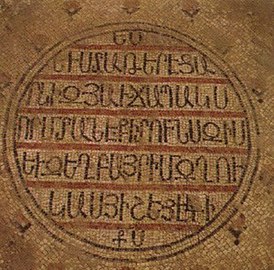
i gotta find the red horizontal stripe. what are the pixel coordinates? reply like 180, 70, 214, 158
57, 221, 201, 231
19, 107, 247, 118
26, 180, 238, 193
35, 74, 229, 84
70, 44, 197, 52
16, 142, 248, 155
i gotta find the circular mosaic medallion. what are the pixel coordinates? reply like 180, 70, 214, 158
3, 22, 259, 262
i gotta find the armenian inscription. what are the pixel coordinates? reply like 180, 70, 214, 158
3, 24, 258, 262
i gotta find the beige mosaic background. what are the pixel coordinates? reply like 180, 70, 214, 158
0, 0, 273, 269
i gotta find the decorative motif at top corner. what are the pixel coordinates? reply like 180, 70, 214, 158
180, 0, 200, 21
122, 0, 140, 15
63, 0, 82, 17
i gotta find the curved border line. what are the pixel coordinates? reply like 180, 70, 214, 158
2, 22, 260, 262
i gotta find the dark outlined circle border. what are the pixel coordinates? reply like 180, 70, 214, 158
2, 22, 260, 263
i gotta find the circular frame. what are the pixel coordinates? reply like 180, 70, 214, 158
2, 22, 260, 262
